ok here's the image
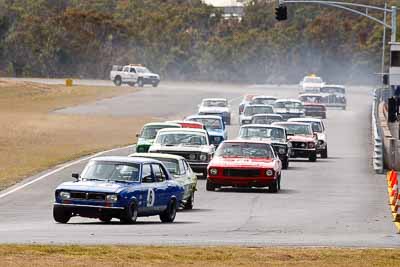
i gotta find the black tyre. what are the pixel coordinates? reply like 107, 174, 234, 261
120, 201, 138, 224
53, 205, 71, 224
160, 199, 177, 223
99, 215, 112, 223
206, 180, 216, 191
282, 158, 289, 170
184, 192, 194, 210
202, 170, 208, 179
309, 152, 317, 162
137, 78, 144, 87
269, 180, 279, 193
114, 76, 122, 86
321, 147, 328, 159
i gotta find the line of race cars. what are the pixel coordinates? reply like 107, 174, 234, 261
53, 76, 346, 224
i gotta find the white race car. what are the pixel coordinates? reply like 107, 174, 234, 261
198, 98, 231, 125
239, 104, 274, 125
300, 75, 325, 93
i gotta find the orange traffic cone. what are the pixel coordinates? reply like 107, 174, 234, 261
389, 172, 398, 194
388, 170, 393, 182
389, 171, 397, 186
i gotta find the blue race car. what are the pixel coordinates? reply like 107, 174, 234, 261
53, 156, 184, 224
185, 115, 227, 147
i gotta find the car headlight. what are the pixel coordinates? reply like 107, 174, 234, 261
265, 170, 274, 176
278, 148, 286, 154
214, 136, 221, 142
189, 154, 197, 161
199, 153, 208, 161
209, 168, 218, 176
59, 191, 70, 199
106, 194, 118, 202
243, 120, 251, 124
308, 142, 316, 149
301, 143, 306, 148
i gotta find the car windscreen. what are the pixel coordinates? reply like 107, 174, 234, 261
279, 124, 312, 135
136, 67, 150, 73
156, 132, 207, 146
203, 100, 227, 107
81, 161, 140, 182
294, 121, 323, 132
304, 77, 323, 83
150, 158, 181, 175
215, 142, 274, 158
239, 127, 285, 139
300, 96, 322, 103
274, 102, 303, 109
189, 118, 222, 130
252, 98, 276, 105
321, 87, 345, 94
140, 126, 178, 139
244, 106, 273, 116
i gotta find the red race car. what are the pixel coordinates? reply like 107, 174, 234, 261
206, 140, 282, 193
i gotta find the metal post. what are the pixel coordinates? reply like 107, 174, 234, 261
392, 6, 397, 42
382, 2, 388, 83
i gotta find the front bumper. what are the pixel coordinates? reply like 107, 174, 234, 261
208, 176, 276, 187
290, 148, 316, 158
54, 203, 125, 219
143, 77, 160, 84
188, 162, 209, 173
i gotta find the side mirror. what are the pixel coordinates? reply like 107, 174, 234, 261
136, 133, 140, 138
72, 173, 80, 181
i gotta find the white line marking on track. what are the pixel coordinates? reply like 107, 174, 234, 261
0, 145, 134, 200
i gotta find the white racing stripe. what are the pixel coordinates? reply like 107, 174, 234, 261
0, 145, 135, 200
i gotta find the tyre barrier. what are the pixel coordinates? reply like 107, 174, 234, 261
387, 170, 400, 233
372, 90, 384, 174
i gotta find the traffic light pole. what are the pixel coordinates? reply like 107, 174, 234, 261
279, 0, 397, 42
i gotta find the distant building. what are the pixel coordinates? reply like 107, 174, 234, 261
202, 0, 247, 20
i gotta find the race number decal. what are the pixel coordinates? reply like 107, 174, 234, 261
147, 188, 155, 207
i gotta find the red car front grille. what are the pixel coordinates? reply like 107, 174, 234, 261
222, 169, 260, 177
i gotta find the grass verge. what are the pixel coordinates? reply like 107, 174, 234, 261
0, 80, 152, 190
0, 245, 399, 267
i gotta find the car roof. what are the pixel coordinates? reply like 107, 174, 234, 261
90, 156, 159, 164
299, 93, 322, 97
129, 153, 184, 160
221, 139, 273, 145
288, 118, 323, 123
186, 115, 222, 120
252, 113, 282, 118
202, 98, 227, 102
143, 122, 181, 127
322, 84, 345, 88
157, 128, 208, 134
246, 104, 274, 108
240, 124, 286, 130
273, 122, 311, 127
275, 99, 302, 103
252, 95, 277, 99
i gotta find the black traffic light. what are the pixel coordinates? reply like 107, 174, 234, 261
275, 5, 287, 21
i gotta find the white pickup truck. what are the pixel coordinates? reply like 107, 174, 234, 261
110, 64, 160, 87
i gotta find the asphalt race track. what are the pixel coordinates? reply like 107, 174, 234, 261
0, 80, 398, 247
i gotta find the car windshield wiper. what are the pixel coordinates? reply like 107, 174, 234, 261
111, 180, 131, 183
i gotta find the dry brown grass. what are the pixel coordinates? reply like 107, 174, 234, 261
0, 245, 399, 267
0, 80, 153, 190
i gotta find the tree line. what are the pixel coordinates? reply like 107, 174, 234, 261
0, 0, 398, 83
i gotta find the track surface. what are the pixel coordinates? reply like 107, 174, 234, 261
0, 80, 398, 246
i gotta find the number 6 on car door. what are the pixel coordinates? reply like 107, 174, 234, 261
147, 188, 155, 207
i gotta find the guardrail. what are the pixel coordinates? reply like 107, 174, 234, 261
372, 88, 384, 174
